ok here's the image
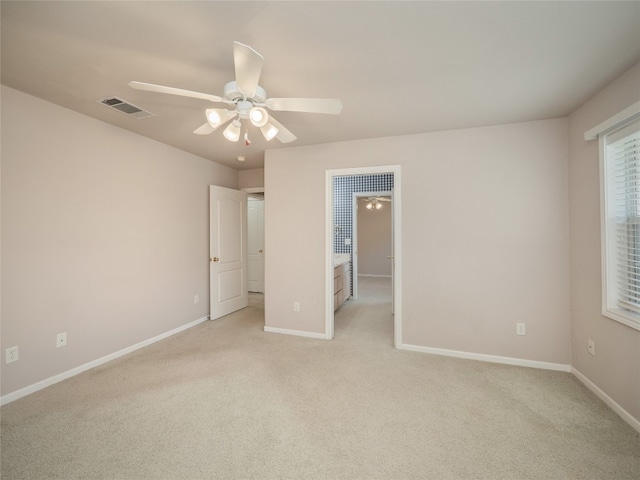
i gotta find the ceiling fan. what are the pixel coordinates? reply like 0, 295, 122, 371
129, 41, 343, 144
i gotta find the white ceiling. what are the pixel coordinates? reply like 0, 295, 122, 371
2, 1, 639, 170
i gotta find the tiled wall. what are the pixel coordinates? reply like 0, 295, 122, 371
333, 173, 394, 295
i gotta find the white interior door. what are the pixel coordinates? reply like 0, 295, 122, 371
210, 186, 248, 320
247, 197, 265, 293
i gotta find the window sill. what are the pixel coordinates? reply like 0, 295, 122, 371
603, 308, 640, 332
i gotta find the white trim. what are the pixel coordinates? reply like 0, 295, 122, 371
263, 326, 326, 339
602, 308, 640, 332
399, 344, 640, 432
598, 118, 640, 331
242, 186, 265, 200
0, 315, 210, 406
400, 343, 572, 372
325, 165, 402, 347
600, 133, 610, 324
584, 100, 640, 140
359, 274, 392, 278
572, 367, 640, 434
392, 171, 402, 349
325, 170, 336, 340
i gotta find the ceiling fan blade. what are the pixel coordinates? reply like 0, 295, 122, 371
193, 122, 215, 135
266, 97, 343, 114
129, 81, 223, 103
233, 41, 263, 98
268, 116, 297, 143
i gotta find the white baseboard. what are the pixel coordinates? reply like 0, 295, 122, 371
399, 344, 640, 432
264, 326, 327, 339
0, 315, 210, 406
572, 367, 640, 433
358, 274, 392, 278
400, 343, 572, 372
5, 319, 637, 434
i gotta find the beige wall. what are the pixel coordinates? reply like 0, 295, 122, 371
238, 168, 264, 189
568, 62, 640, 422
1, 86, 238, 396
265, 118, 571, 365
357, 197, 392, 276
4, 62, 635, 423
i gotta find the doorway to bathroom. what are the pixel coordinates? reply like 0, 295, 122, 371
352, 191, 393, 302
325, 165, 402, 347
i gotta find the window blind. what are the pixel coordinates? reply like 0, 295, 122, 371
608, 120, 640, 317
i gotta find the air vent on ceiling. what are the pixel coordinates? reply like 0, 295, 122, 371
98, 97, 155, 119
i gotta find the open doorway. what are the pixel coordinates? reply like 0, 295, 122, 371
325, 166, 402, 347
247, 194, 264, 294
352, 191, 392, 301
243, 187, 265, 314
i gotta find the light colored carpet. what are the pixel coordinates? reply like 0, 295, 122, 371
1, 276, 639, 479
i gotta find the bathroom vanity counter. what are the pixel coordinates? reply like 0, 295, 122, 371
333, 254, 351, 311
333, 253, 350, 267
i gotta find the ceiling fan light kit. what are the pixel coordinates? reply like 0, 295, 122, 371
129, 41, 342, 146
205, 108, 236, 129
249, 107, 269, 127
260, 122, 279, 141
223, 120, 242, 142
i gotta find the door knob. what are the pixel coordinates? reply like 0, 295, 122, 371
211, 257, 219, 262
259, 249, 263, 253
387, 256, 394, 259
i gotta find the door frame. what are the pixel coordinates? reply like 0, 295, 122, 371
352, 190, 392, 300
242, 187, 265, 195
324, 165, 402, 347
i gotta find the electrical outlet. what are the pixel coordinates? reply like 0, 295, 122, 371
6, 346, 19, 364
293, 302, 300, 312
56, 332, 67, 348
588, 339, 595, 356
194, 294, 199, 304
516, 323, 526, 335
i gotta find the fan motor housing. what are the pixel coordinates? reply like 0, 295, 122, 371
223, 81, 267, 104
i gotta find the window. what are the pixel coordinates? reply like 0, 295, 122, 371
601, 117, 640, 331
